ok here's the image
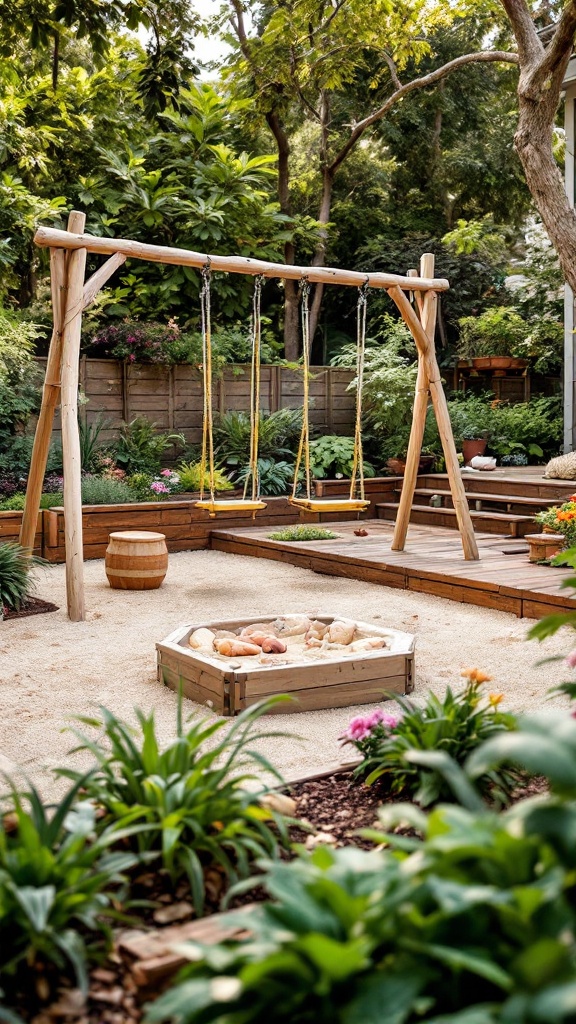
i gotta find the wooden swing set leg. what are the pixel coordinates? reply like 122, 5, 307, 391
19, 245, 68, 553
392, 261, 434, 552
388, 255, 479, 562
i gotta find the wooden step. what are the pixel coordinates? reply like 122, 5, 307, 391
403, 487, 551, 513
376, 502, 534, 537
416, 473, 575, 502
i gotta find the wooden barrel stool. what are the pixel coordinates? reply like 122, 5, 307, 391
525, 532, 565, 563
105, 531, 168, 590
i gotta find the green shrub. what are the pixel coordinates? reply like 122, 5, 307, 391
332, 318, 418, 462
268, 526, 338, 541
308, 435, 375, 479
237, 457, 294, 496
423, 394, 562, 462
213, 409, 302, 478
113, 416, 185, 475
343, 669, 518, 806
59, 697, 291, 915
80, 475, 135, 505
457, 306, 528, 359
0, 542, 42, 610
0, 492, 63, 511
147, 716, 576, 1024
177, 461, 233, 493
0, 309, 42, 472
0, 778, 136, 998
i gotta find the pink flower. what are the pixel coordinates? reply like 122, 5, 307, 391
160, 469, 172, 477
150, 481, 170, 494
343, 708, 400, 743
566, 651, 576, 668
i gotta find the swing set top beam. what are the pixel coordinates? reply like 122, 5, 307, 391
34, 227, 449, 293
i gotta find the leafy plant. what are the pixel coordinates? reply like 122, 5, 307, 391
0, 492, 63, 511
80, 475, 135, 506
88, 319, 182, 363
147, 717, 576, 1024
342, 669, 518, 806
213, 409, 302, 478
237, 458, 294, 496
0, 778, 136, 999
528, 556, 576, 700
78, 415, 109, 472
177, 461, 233, 493
0, 309, 42, 465
308, 435, 375, 480
457, 306, 528, 359
0, 542, 42, 611
113, 417, 185, 476
268, 526, 338, 541
58, 697, 291, 915
333, 320, 418, 461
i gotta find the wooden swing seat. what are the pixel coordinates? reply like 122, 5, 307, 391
288, 496, 370, 514
195, 498, 267, 519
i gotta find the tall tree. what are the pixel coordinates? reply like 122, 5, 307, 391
221, 0, 519, 357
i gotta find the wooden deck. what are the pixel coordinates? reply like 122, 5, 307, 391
210, 520, 576, 619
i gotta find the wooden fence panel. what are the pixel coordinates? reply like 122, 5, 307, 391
34, 359, 356, 445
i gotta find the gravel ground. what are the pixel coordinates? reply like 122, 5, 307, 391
1, 548, 572, 797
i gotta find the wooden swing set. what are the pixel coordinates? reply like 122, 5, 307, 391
19, 210, 479, 622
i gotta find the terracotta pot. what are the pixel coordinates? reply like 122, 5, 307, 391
462, 438, 487, 465
472, 356, 513, 370
509, 358, 529, 369
386, 455, 436, 476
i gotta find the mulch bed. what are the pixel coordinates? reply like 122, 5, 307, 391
14, 770, 549, 1024
3, 597, 59, 620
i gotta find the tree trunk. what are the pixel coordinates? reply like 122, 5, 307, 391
514, 93, 576, 295
308, 101, 334, 345
52, 31, 60, 90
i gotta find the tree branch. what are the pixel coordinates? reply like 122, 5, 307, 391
498, 0, 543, 68
328, 50, 519, 175
382, 50, 402, 90
523, 0, 576, 96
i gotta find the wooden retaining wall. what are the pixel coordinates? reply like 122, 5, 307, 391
36, 359, 356, 446
0, 479, 401, 563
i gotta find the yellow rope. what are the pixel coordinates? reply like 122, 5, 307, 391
292, 278, 367, 504
291, 279, 311, 500
198, 263, 213, 501
350, 282, 368, 501
244, 276, 264, 501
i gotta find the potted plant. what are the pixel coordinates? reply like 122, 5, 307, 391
386, 446, 437, 476
457, 307, 529, 371
461, 428, 489, 465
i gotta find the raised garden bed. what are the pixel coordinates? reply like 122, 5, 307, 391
0, 495, 371, 564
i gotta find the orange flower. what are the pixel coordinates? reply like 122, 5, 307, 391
461, 668, 492, 684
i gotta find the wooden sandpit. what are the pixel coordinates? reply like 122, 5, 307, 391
156, 614, 415, 715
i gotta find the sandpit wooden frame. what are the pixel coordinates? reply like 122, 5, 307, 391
21, 213, 479, 620
156, 615, 415, 716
